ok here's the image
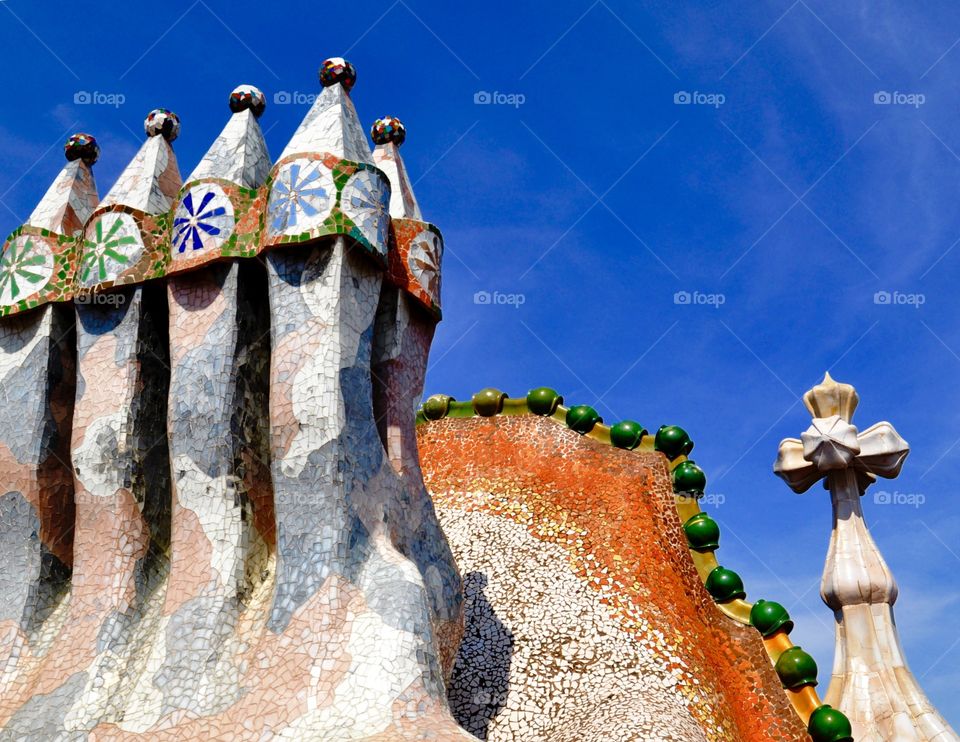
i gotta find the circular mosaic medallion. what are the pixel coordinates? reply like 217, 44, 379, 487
267, 160, 335, 238
79, 213, 144, 288
407, 228, 442, 304
341, 169, 389, 251
172, 183, 235, 258
0, 235, 54, 306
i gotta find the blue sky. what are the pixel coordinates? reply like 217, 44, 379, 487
2, 0, 959, 728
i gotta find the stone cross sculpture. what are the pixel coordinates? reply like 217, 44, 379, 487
774, 373, 958, 742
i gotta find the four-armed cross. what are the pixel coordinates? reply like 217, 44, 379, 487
774, 373, 957, 742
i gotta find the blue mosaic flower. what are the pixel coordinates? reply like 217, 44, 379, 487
173, 186, 234, 254
341, 169, 389, 251
268, 161, 333, 235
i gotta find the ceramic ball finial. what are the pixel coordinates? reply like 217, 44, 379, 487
144, 109, 180, 142
229, 84, 266, 118
319, 57, 357, 93
371, 116, 406, 146
64, 133, 100, 166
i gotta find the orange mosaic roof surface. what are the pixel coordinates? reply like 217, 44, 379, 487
419, 413, 808, 741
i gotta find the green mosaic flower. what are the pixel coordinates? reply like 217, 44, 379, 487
80, 215, 142, 286
0, 236, 54, 306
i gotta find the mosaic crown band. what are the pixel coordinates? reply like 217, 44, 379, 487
0, 64, 444, 320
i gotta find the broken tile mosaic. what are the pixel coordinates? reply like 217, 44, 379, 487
0, 54, 940, 742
